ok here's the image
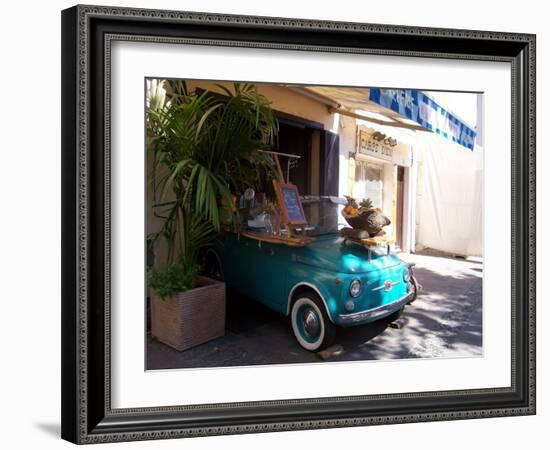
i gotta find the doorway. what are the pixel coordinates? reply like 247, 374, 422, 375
395, 166, 405, 249
275, 122, 312, 193
271, 113, 339, 197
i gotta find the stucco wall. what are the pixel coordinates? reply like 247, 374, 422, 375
335, 113, 356, 197
185, 81, 334, 128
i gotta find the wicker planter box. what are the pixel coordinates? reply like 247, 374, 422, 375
150, 276, 226, 351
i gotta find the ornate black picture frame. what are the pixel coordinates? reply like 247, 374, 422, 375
61, 4, 536, 444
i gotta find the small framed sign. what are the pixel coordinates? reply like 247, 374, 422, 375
273, 181, 308, 226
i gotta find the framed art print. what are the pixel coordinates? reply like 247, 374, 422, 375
61, 4, 536, 444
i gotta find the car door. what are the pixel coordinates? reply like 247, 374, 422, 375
216, 233, 251, 293
244, 239, 289, 314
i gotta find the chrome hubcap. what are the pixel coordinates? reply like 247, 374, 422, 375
302, 309, 320, 337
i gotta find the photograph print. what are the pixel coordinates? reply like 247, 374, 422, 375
144, 79, 483, 371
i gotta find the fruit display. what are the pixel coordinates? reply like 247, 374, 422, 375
342, 196, 391, 237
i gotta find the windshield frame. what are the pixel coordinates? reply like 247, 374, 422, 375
299, 196, 348, 237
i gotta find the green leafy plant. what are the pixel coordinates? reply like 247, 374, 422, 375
149, 83, 277, 229
147, 81, 278, 284
148, 263, 198, 300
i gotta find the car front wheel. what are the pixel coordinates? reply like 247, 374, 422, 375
290, 293, 335, 351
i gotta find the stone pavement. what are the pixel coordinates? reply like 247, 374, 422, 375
146, 251, 482, 370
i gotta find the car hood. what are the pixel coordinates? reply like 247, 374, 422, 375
295, 233, 403, 274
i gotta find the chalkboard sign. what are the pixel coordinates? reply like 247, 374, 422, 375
273, 181, 307, 226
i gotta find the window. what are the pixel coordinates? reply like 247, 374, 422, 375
353, 161, 383, 208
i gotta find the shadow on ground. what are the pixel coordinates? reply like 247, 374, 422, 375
146, 253, 482, 370
35, 423, 60, 438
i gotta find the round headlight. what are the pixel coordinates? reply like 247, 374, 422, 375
349, 279, 362, 298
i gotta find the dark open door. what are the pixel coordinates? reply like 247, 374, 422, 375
320, 130, 340, 196
275, 122, 312, 193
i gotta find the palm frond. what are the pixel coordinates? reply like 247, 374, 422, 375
147, 81, 278, 266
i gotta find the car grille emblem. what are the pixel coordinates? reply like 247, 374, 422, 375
384, 280, 393, 291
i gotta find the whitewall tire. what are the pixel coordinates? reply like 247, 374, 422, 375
290, 293, 335, 351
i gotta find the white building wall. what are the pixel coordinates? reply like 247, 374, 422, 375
415, 136, 483, 257
336, 114, 357, 197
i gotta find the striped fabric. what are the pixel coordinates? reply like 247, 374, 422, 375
369, 88, 477, 150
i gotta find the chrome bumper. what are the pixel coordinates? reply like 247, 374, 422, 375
337, 290, 414, 326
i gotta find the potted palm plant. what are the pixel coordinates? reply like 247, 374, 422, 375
146, 81, 277, 351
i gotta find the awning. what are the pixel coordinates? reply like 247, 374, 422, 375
368, 88, 477, 150
296, 85, 477, 151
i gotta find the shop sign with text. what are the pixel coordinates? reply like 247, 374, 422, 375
357, 130, 394, 161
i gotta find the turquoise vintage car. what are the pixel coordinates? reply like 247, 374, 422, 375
204, 197, 417, 351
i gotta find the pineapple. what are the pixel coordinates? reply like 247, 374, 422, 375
359, 198, 373, 210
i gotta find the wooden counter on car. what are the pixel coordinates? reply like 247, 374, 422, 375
239, 230, 314, 247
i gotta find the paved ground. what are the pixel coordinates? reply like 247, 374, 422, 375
146, 251, 482, 370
